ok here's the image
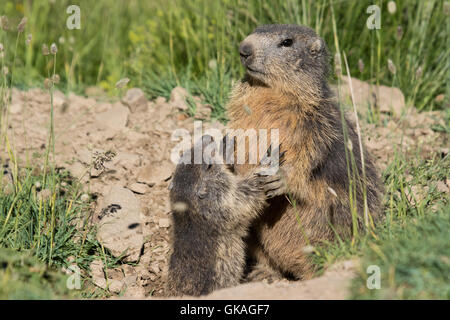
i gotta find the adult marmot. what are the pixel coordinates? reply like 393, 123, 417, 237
227, 24, 383, 280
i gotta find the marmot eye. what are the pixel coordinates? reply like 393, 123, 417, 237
280, 39, 293, 47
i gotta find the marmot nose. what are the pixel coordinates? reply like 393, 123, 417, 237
239, 42, 253, 60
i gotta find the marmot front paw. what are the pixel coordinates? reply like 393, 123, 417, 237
255, 146, 287, 198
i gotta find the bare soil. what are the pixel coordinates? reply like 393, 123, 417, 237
3, 81, 447, 299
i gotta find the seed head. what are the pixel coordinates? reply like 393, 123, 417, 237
17, 17, 27, 33
58, 36, 65, 44
42, 44, 50, 56
50, 43, 58, 54
172, 201, 188, 213
115, 77, 130, 89
51, 74, 60, 84
358, 59, 364, 73
208, 59, 217, 69
44, 78, 53, 89
387, 1, 397, 14
444, 2, 450, 15
25, 34, 32, 45
301, 245, 316, 254
327, 187, 338, 197
387, 59, 396, 75
347, 139, 353, 152
0, 16, 9, 31
93, 150, 117, 171
415, 66, 423, 79
0, 43, 3, 52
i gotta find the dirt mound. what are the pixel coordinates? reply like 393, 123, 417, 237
3, 79, 447, 299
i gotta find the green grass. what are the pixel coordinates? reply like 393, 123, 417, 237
0, 247, 72, 299
352, 207, 449, 299
0, 164, 121, 299
0, 0, 448, 113
311, 152, 450, 299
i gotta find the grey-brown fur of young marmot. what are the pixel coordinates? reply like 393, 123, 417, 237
227, 24, 384, 280
166, 136, 285, 296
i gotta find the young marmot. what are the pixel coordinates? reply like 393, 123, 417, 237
166, 136, 285, 296
227, 24, 383, 279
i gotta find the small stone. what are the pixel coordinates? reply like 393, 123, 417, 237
123, 275, 138, 287
123, 284, 146, 298
137, 163, 174, 186
158, 218, 171, 228
194, 103, 212, 119
128, 182, 150, 194
96, 186, 144, 262
108, 279, 124, 293
435, 181, 449, 193
169, 86, 189, 111
149, 262, 160, 274
80, 193, 89, 202
122, 88, 147, 113
90, 260, 106, 289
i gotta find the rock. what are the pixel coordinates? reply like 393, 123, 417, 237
169, 86, 189, 111
128, 182, 150, 194
149, 262, 161, 274
194, 103, 212, 119
122, 88, 148, 113
435, 181, 449, 193
333, 76, 405, 116
155, 96, 166, 104
90, 260, 107, 289
158, 218, 171, 228
95, 102, 129, 130
113, 152, 142, 169
123, 284, 146, 298
137, 163, 174, 186
208, 120, 226, 131
96, 186, 144, 262
108, 279, 124, 293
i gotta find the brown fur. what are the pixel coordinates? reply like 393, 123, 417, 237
228, 24, 383, 279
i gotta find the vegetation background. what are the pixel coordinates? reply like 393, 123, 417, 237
1, 0, 448, 113
0, 0, 448, 299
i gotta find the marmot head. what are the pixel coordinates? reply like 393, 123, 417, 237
239, 24, 329, 99
169, 135, 235, 225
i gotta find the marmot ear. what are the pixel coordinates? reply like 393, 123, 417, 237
200, 134, 216, 164
220, 134, 235, 172
309, 38, 323, 56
